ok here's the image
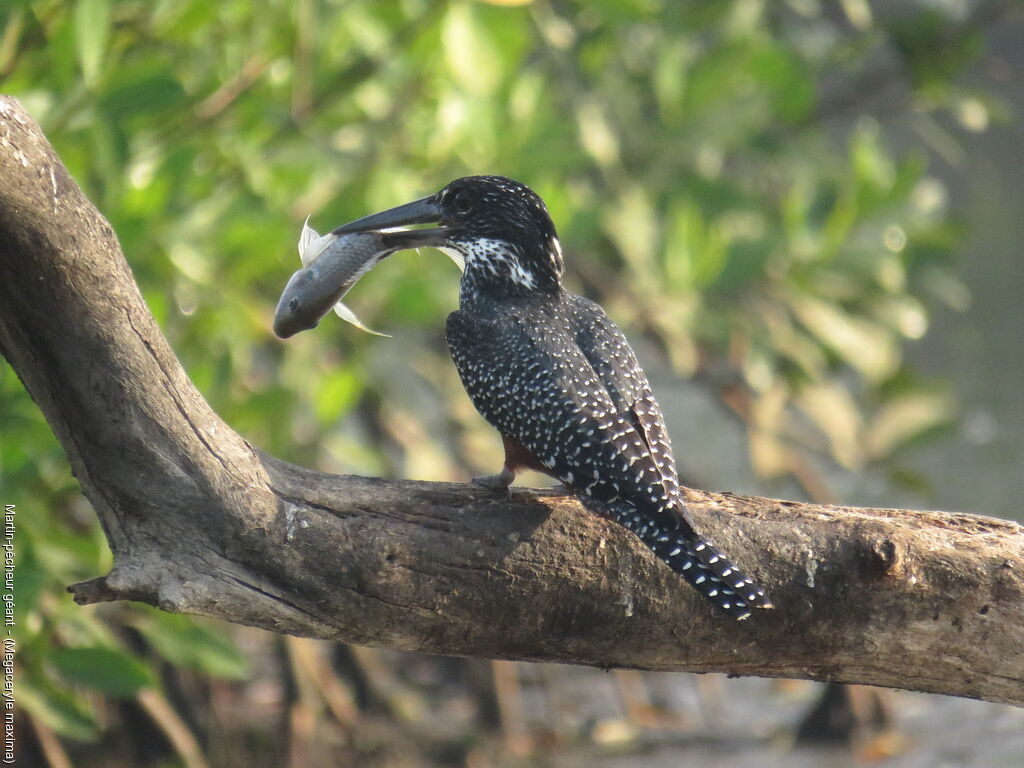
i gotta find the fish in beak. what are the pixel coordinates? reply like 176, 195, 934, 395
273, 219, 396, 338
274, 196, 465, 339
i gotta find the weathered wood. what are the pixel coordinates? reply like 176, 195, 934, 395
2, 95, 1022, 706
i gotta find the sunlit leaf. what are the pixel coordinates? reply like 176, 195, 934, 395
788, 293, 899, 382
603, 184, 658, 270
73, 0, 110, 88
443, 3, 501, 94
866, 391, 954, 460
852, 122, 896, 192
795, 382, 864, 469
577, 98, 620, 167
315, 368, 364, 425
748, 383, 793, 478
871, 295, 929, 340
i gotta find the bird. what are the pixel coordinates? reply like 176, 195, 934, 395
333, 175, 772, 619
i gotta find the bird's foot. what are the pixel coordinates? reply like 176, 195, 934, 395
548, 483, 574, 496
471, 467, 515, 495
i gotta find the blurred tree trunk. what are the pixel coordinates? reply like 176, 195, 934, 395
2, 95, 1023, 708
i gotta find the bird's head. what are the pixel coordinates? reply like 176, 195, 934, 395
332, 176, 564, 300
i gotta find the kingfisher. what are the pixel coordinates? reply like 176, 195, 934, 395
334, 176, 772, 619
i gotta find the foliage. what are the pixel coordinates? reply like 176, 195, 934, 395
0, 0, 1000, 762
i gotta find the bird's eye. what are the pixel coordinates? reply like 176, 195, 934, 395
449, 190, 472, 215
288, 297, 300, 312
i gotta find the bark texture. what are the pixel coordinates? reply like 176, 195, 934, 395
2, 96, 1022, 706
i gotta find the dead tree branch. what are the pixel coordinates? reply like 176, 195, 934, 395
1, 95, 1022, 706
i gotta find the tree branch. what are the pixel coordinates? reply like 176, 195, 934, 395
1, 95, 1022, 707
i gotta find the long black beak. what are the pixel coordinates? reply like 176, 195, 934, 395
331, 195, 449, 250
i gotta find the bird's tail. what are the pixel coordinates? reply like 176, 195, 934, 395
591, 499, 773, 620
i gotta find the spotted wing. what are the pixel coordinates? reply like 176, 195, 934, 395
446, 302, 768, 618
566, 295, 682, 501
446, 304, 682, 528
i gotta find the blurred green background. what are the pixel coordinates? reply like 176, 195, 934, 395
2, 1, 1022, 766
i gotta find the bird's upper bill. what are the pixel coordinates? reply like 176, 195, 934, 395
332, 176, 565, 297
331, 194, 448, 250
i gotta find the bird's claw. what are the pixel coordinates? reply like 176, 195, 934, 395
472, 469, 514, 495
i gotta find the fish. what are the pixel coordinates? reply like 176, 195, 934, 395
273, 218, 396, 339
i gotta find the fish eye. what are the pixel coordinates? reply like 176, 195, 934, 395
288, 297, 300, 312
449, 189, 472, 216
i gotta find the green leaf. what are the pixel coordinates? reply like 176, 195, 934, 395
52, 646, 156, 699
10, 548, 48, 614
99, 70, 186, 122
712, 239, 771, 293
315, 368, 364, 425
664, 201, 730, 289
17, 678, 99, 741
751, 44, 815, 122
132, 612, 249, 680
73, 0, 111, 88
851, 123, 895, 192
